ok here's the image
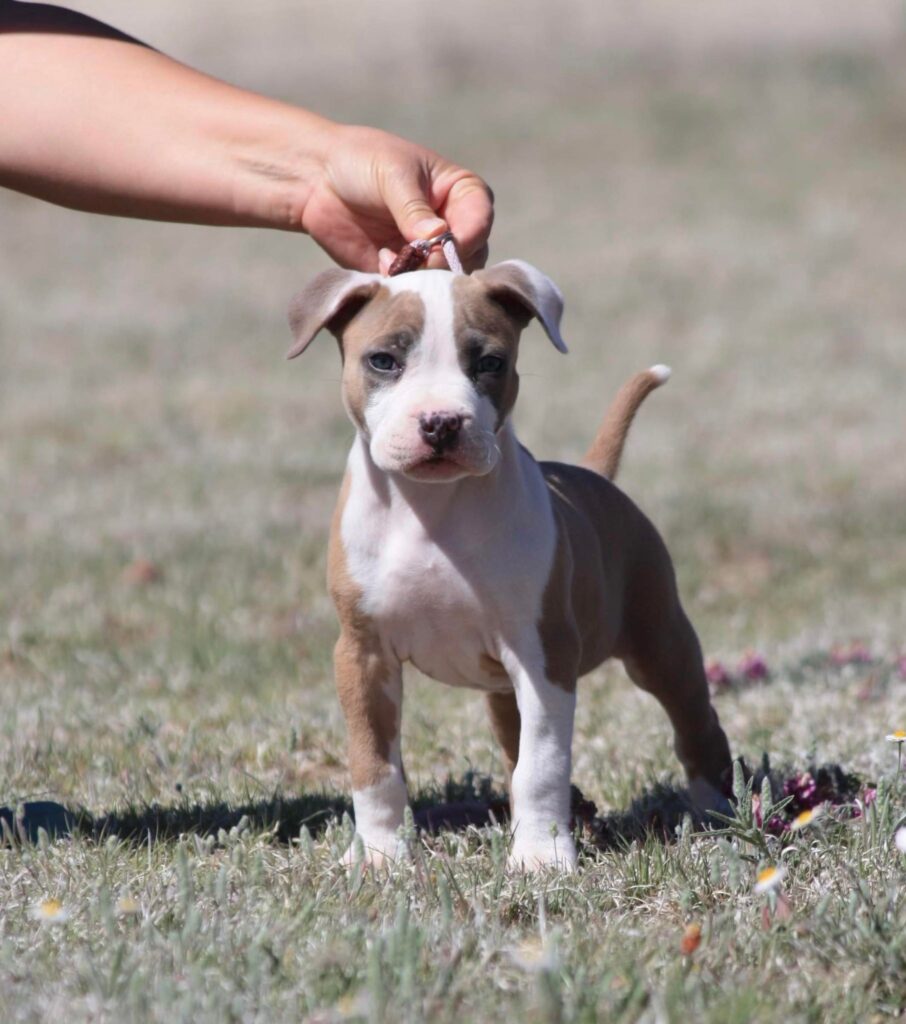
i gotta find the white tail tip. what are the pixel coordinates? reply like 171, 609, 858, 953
648, 364, 672, 384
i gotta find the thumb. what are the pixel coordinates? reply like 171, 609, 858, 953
382, 169, 447, 242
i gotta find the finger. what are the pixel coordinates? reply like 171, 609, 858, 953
378, 248, 396, 275
424, 249, 449, 270
439, 174, 494, 263
382, 166, 448, 243
461, 243, 489, 272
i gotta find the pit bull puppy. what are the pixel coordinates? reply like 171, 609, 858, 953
288, 262, 732, 870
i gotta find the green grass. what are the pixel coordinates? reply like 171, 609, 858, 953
2, 4, 906, 1020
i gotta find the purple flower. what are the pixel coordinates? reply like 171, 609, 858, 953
784, 771, 817, 807
831, 642, 873, 667
765, 815, 789, 836
739, 651, 769, 682
706, 659, 732, 692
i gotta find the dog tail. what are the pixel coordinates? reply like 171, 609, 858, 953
581, 364, 671, 480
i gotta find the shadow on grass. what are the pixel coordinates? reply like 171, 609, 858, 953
0, 774, 700, 852
0, 761, 864, 852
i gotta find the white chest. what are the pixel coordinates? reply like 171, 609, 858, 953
338, 442, 555, 691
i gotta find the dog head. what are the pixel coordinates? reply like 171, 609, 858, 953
288, 262, 566, 482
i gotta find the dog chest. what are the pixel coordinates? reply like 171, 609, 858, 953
342, 523, 512, 689
339, 498, 553, 692
333, 431, 560, 690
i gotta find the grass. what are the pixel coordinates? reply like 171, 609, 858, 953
2, 3, 906, 1020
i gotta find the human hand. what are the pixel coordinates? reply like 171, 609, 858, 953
300, 125, 493, 274
0, 9, 492, 272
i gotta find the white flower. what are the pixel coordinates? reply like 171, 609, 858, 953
115, 897, 140, 917
789, 806, 824, 831
509, 937, 558, 973
30, 898, 69, 924
895, 828, 906, 855
754, 865, 785, 894
885, 730, 906, 743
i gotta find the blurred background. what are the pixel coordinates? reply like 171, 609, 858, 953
1, 1, 905, 808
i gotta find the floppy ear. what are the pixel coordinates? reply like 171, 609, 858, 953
472, 259, 567, 353
287, 269, 381, 359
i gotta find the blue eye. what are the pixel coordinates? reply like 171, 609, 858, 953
477, 354, 505, 374
368, 352, 398, 373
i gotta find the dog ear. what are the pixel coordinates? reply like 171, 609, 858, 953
287, 269, 381, 359
472, 260, 567, 353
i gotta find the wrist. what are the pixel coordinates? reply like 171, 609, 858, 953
226, 101, 339, 232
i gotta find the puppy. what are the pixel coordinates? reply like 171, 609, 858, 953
288, 261, 731, 870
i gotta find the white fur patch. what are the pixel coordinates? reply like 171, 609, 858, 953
502, 640, 578, 870
340, 429, 557, 692
365, 273, 499, 478
347, 768, 408, 865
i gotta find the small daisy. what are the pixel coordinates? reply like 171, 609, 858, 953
115, 897, 140, 917
789, 806, 824, 831
895, 828, 906, 854
30, 898, 69, 924
754, 865, 785, 894
509, 937, 557, 973
885, 730, 906, 743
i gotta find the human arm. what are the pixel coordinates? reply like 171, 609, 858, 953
0, 2, 493, 271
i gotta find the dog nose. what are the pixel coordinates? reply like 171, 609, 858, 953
419, 411, 463, 451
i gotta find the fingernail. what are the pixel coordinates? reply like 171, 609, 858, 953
412, 217, 446, 239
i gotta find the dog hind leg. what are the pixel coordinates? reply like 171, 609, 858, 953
620, 603, 732, 815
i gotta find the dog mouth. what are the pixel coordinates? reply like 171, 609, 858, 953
401, 453, 472, 481
373, 433, 500, 481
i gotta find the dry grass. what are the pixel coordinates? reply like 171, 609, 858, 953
1, 3, 905, 1021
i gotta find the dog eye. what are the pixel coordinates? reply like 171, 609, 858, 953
477, 354, 505, 374
368, 352, 398, 373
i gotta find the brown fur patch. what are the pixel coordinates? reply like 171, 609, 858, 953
328, 473, 401, 790
582, 368, 667, 479
287, 270, 380, 359
486, 691, 521, 782
451, 276, 523, 429
479, 653, 510, 679
539, 460, 732, 787
540, 464, 629, 677
333, 289, 426, 433
537, 509, 582, 692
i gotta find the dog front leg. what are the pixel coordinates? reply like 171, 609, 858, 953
334, 629, 406, 868
502, 643, 577, 871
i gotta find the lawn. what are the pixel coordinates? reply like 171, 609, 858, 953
1, 3, 905, 1021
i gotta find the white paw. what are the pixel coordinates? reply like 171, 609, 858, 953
508, 835, 577, 873
341, 833, 402, 871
